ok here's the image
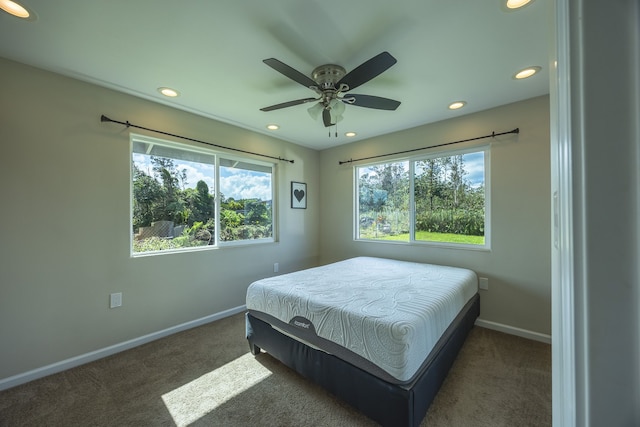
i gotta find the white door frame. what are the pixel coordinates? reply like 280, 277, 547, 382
550, 0, 577, 424
552, 0, 640, 425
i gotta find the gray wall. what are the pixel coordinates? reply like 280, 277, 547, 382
319, 96, 551, 336
0, 58, 320, 380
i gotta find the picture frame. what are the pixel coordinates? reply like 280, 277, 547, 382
291, 181, 307, 209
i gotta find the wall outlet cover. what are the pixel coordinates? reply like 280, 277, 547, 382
110, 292, 122, 308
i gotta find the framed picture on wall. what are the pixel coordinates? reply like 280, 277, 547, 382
291, 181, 307, 209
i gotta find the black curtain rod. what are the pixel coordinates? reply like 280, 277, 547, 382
100, 115, 294, 164
338, 128, 520, 165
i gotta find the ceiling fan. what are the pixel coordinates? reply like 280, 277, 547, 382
260, 51, 401, 127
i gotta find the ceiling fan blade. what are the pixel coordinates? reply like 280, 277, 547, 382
322, 108, 333, 127
344, 94, 401, 110
263, 58, 317, 88
337, 52, 397, 91
260, 97, 318, 112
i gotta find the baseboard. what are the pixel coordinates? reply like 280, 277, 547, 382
0, 305, 247, 392
475, 318, 552, 344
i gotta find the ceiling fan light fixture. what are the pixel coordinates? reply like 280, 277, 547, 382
327, 99, 345, 124
330, 99, 345, 116
514, 66, 541, 79
448, 101, 466, 110
307, 103, 323, 120
0, 0, 34, 19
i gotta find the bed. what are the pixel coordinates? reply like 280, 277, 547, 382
245, 256, 479, 427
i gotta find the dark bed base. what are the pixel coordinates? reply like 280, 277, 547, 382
245, 293, 480, 427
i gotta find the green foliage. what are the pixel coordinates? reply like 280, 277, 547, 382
182, 182, 214, 225
133, 156, 217, 232
358, 153, 485, 242
185, 221, 213, 243
148, 157, 185, 222
415, 209, 484, 236
413, 154, 485, 236
174, 208, 191, 225
132, 155, 272, 252
219, 224, 272, 242
132, 235, 211, 253
244, 200, 270, 225
218, 196, 272, 241
132, 165, 164, 229
220, 209, 243, 229
358, 162, 409, 213
223, 198, 244, 211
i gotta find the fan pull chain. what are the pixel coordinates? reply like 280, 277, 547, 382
328, 123, 338, 138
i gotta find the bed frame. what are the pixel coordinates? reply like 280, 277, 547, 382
246, 293, 480, 427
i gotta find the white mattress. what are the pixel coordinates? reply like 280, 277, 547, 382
246, 256, 478, 383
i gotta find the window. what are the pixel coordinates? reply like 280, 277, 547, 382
131, 134, 274, 255
356, 147, 489, 248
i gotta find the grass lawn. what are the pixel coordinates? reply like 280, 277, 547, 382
370, 230, 484, 245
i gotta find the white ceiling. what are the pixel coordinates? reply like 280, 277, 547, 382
0, 0, 550, 150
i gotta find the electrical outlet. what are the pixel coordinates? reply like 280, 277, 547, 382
110, 292, 122, 308
274, 262, 279, 273
479, 277, 489, 291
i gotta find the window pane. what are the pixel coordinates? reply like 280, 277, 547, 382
357, 161, 410, 241
132, 148, 216, 254
219, 158, 273, 242
414, 151, 485, 245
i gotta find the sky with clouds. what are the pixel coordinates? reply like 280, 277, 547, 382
358, 151, 485, 188
134, 149, 483, 203
133, 154, 272, 201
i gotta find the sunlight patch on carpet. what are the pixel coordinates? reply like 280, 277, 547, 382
161, 353, 272, 426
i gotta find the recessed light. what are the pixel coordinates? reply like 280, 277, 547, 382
448, 101, 466, 110
345, 132, 357, 137
266, 124, 279, 130
514, 66, 541, 79
0, 0, 34, 19
506, 0, 534, 9
158, 87, 179, 97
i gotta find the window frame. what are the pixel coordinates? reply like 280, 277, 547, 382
130, 133, 276, 257
354, 145, 491, 251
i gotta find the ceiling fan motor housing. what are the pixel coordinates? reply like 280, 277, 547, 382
312, 64, 346, 90
312, 64, 347, 107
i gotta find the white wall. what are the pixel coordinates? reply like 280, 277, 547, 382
319, 96, 551, 336
0, 58, 320, 382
